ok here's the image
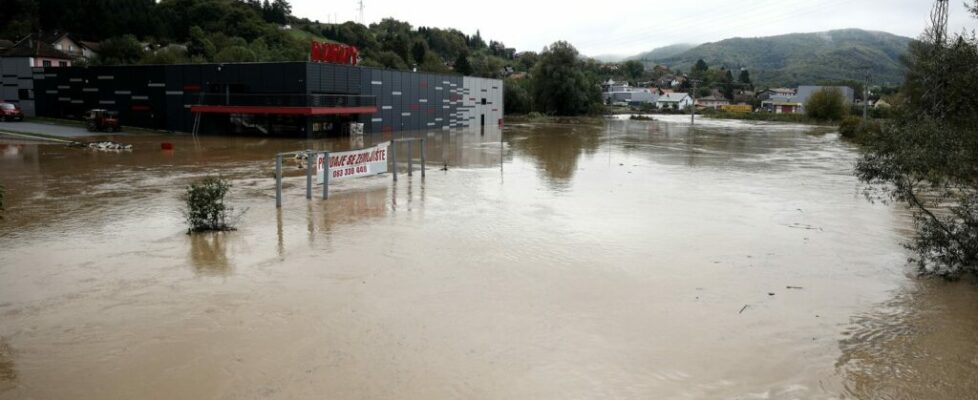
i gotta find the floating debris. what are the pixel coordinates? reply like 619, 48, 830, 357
785, 223, 823, 231
66, 141, 133, 151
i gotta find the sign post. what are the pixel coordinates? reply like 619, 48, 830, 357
317, 142, 390, 185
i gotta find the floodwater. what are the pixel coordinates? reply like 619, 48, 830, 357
1, 115, 976, 399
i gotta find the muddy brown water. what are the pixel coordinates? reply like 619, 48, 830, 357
0, 115, 976, 399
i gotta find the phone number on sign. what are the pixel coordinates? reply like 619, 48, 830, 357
331, 165, 368, 178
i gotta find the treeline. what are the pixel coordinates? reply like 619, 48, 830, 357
1, 0, 613, 116
0, 0, 527, 79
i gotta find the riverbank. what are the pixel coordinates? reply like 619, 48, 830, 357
505, 113, 606, 125
698, 110, 837, 125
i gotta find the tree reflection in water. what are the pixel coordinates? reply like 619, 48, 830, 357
189, 232, 231, 276
505, 124, 602, 188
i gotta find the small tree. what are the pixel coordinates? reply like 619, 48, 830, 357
184, 177, 234, 233
622, 60, 645, 81
453, 53, 473, 75
805, 87, 848, 121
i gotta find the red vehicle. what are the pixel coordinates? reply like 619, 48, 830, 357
84, 109, 121, 132
0, 103, 24, 121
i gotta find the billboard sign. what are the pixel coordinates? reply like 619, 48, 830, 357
317, 142, 389, 183
311, 41, 359, 65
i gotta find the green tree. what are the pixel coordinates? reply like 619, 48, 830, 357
721, 69, 735, 99
453, 53, 473, 75
530, 41, 602, 116
468, 29, 486, 50
410, 39, 428, 65
622, 60, 645, 81
692, 59, 708, 77
95, 34, 146, 65
503, 78, 531, 115
855, 3, 978, 279
140, 45, 189, 64
804, 87, 848, 121
739, 69, 751, 85
214, 46, 257, 62
0, 0, 38, 39
188, 26, 217, 60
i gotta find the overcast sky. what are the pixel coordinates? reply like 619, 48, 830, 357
291, 0, 975, 57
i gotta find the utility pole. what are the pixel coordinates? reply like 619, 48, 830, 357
357, 0, 365, 25
690, 79, 699, 125
863, 69, 870, 120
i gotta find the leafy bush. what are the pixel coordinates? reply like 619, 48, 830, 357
184, 177, 234, 233
838, 116, 881, 142
805, 87, 849, 121
857, 5, 978, 279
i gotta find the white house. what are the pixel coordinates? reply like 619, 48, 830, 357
602, 79, 660, 105
656, 93, 693, 110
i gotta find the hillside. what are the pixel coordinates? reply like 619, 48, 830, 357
646, 29, 912, 86
627, 43, 697, 62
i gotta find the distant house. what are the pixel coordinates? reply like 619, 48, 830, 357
1, 38, 73, 67
656, 93, 693, 110
760, 85, 855, 114
46, 33, 99, 60
8, 33, 99, 62
757, 87, 796, 101
696, 96, 731, 110
602, 79, 660, 105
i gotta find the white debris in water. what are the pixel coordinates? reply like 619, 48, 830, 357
67, 141, 133, 151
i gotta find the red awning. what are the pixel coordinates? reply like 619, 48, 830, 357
190, 105, 378, 115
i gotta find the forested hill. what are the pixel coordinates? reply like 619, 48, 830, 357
626, 44, 697, 62
639, 29, 913, 86
0, 0, 522, 78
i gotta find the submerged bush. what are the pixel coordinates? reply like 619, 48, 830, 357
0, 183, 5, 217
184, 176, 234, 233
839, 116, 881, 142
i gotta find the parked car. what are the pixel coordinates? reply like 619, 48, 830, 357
0, 103, 24, 121
84, 109, 121, 132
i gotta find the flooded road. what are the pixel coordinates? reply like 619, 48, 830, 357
1, 115, 976, 399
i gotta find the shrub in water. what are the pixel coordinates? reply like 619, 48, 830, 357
0, 183, 5, 217
838, 116, 882, 142
184, 176, 234, 233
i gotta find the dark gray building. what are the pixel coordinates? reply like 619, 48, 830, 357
29, 62, 503, 136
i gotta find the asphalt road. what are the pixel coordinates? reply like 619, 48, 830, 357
0, 120, 106, 139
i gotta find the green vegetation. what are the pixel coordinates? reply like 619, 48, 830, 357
700, 110, 821, 124
805, 87, 849, 121
1, 0, 522, 77
647, 29, 912, 87
184, 176, 235, 233
530, 42, 603, 116
838, 116, 881, 142
856, 3, 978, 279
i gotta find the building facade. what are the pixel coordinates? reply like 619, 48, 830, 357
31, 62, 503, 136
